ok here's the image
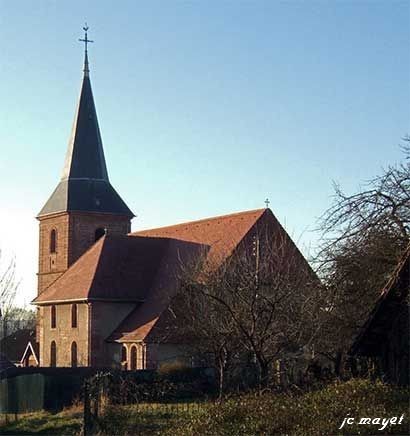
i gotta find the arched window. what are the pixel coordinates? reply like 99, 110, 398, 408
71, 304, 78, 328
50, 341, 57, 367
51, 305, 56, 329
50, 229, 57, 253
71, 342, 78, 367
95, 228, 105, 242
130, 346, 137, 371
121, 345, 127, 370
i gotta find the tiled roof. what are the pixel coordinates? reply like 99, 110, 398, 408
108, 209, 269, 342
107, 237, 205, 342
133, 208, 267, 266
33, 235, 172, 304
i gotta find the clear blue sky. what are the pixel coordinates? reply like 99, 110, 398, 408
0, 1, 409, 306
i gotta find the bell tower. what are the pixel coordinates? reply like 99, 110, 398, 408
37, 26, 134, 295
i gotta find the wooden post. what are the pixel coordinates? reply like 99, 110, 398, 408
83, 381, 92, 436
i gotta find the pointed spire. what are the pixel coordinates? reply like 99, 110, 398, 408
37, 26, 134, 218
59, 24, 108, 182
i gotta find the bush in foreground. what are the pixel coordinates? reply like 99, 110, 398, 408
166, 379, 409, 435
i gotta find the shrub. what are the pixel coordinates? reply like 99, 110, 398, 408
166, 379, 409, 435
157, 361, 196, 382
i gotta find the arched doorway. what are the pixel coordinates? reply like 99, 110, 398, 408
50, 341, 57, 367
130, 346, 137, 370
71, 342, 78, 367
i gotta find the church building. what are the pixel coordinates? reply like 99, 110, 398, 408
32, 29, 313, 370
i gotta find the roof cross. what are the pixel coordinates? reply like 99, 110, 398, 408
264, 198, 270, 208
79, 24, 94, 76
79, 24, 94, 52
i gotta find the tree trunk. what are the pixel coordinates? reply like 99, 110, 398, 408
256, 357, 270, 389
83, 382, 92, 436
334, 351, 343, 377
218, 363, 224, 399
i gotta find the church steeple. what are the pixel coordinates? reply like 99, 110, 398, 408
38, 26, 133, 218
37, 26, 134, 295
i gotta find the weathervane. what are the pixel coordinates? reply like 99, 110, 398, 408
264, 198, 270, 208
79, 23, 94, 75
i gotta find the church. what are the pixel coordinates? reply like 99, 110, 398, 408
31, 29, 313, 370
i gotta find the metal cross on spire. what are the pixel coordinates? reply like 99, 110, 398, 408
79, 23, 94, 76
264, 198, 270, 208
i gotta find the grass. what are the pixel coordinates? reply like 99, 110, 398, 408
166, 379, 410, 435
0, 379, 408, 435
0, 406, 82, 435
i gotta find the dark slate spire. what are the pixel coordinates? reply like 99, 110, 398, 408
38, 27, 134, 218
61, 66, 108, 181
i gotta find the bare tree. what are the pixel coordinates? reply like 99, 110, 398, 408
169, 229, 325, 389
0, 250, 19, 340
169, 275, 241, 397
316, 139, 410, 373
319, 138, 410, 247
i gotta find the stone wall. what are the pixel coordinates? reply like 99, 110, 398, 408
40, 303, 89, 367
90, 301, 137, 367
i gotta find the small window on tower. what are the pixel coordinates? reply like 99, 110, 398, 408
51, 305, 56, 329
95, 228, 105, 242
50, 229, 57, 253
71, 304, 78, 328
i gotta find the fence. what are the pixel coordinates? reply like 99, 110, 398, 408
0, 366, 216, 416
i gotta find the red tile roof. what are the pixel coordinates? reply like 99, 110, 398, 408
33, 234, 172, 304
108, 209, 269, 342
133, 208, 267, 266
107, 238, 204, 342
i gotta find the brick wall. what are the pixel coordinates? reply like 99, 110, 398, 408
37, 212, 131, 295
68, 213, 131, 266
37, 213, 71, 294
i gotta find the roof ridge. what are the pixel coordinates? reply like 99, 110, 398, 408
132, 208, 267, 234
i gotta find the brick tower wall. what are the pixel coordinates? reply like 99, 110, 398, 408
36, 212, 131, 355
37, 212, 131, 295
